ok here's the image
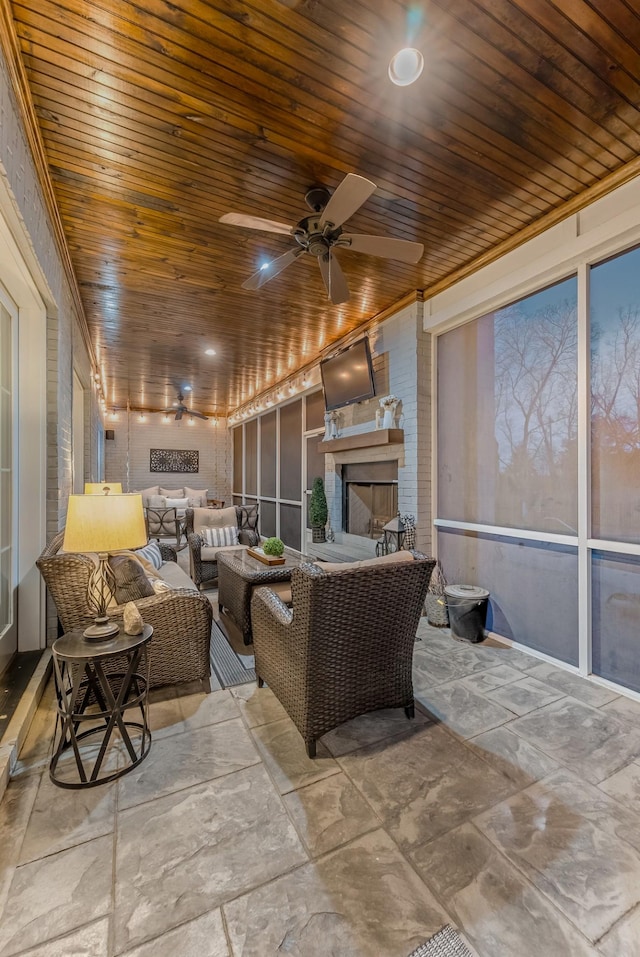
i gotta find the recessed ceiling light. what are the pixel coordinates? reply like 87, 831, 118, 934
205, 348, 216, 356
388, 47, 424, 86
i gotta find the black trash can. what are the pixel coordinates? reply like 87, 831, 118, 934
444, 584, 490, 643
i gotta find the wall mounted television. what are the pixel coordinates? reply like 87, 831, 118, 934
320, 337, 376, 411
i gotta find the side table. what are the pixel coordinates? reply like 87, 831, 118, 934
50, 624, 153, 788
217, 549, 302, 645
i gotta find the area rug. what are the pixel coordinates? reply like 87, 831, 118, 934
407, 925, 474, 957
209, 620, 256, 688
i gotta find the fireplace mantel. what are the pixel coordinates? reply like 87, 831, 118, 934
318, 428, 404, 454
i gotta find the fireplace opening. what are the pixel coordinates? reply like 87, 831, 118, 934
341, 462, 398, 539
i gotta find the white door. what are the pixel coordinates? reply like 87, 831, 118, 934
0, 299, 17, 675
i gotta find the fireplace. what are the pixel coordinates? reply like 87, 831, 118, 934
341, 461, 398, 539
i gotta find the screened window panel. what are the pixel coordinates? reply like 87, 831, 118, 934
260, 411, 277, 498
306, 435, 326, 492
279, 400, 302, 502
279, 503, 301, 550
259, 500, 277, 538
592, 552, 640, 693
245, 419, 257, 496
232, 427, 243, 494
590, 246, 640, 543
305, 389, 325, 431
437, 528, 579, 664
438, 278, 578, 533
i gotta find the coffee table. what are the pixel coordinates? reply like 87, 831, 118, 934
217, 548, 304, 645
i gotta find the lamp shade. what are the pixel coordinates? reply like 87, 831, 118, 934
84, 482, 123, 494
63, 494, 147, 553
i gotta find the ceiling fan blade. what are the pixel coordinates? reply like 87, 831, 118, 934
175, 409, 183, 421
219, 212, 292, 235
190, 410, 209, 420
319, 173, 377, 229
242, 247, 304, 291
341, 233, 424, 264
318, 252, 350, 305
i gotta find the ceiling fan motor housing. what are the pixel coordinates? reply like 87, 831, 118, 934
304, 186, 331, 212
294, 215, 340, 257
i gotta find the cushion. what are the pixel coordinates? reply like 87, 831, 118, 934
135, 485, 160, 507
314, 551, 415, 573
185, 486, 208, 507
134, 541, 163, 570
201, 543, 247, 561
202, 525, 239, 547
148, 494, 167, 508
157, 560, 199, 591
109, 554, 155, 604
165, 497, 189, 509
193, 505, 238, 533
160, 487, 184, 498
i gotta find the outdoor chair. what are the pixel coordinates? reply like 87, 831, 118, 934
250, 550, 436, 757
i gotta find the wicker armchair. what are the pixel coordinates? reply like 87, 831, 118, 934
186, 504, 260, 589
37, 531, 213, 690
251, 551, 436, 757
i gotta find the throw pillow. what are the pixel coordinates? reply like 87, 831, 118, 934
185, 486, 208, 507
135, 485, 160, 506
165, 497, 189, 508
134, 541, 163, 570
109, 555, 155, 605
201, 525, 239, 547
160, 487, 184, 498
148, 494, 167, 508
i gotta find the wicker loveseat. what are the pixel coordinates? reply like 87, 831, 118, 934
250, 550, 436, 757
186, 504, 260, 589
37, 531, 213, 690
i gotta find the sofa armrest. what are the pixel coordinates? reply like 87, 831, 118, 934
159, 543, 177, 563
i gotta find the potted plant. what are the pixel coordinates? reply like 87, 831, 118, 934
262, 536, 284, 557
309, 476, 328, 543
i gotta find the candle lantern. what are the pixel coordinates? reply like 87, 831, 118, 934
376, 512, 406, 556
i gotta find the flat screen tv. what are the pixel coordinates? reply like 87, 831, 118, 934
320, 337, 376, 411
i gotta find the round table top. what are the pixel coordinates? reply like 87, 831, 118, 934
53, 623, 153, 661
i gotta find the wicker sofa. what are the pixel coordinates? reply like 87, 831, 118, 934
250, 550, 436, 757
37, 531, 213, 690
186, 504, 260, 589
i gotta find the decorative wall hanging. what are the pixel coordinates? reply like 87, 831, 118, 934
150, 448, 199, 473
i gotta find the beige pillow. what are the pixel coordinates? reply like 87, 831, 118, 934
315, 551, 414, 573
194, 505, 237, 533
135, 485, 160, 506
185, 487, 208, 507
160, 487, 184, 498
148, 494, 167, 508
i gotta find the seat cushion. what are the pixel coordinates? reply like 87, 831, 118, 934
200, 543, 247, 561
157, 560, 199, 592
314, 550, 415, 572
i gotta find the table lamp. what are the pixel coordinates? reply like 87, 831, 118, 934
84, 482, 123, 494
62, 493, 147, 639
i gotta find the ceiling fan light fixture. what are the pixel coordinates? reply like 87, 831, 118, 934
188, 416, 195, 425
388, 48, 424, 86
163, 414, 170, 423
205, 348, 216, 356
183, 385, 192, 392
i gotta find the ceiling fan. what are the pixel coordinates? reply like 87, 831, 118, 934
164, 391, 208, 421
219, 173, 424, 305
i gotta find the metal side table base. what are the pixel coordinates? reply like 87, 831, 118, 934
50, 624, 153, 788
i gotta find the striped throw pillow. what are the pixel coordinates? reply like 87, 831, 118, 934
134, 541, 163, 570
202, 525, 239, 547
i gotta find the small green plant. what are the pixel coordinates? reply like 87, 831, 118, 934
262, 536, 284, 557
308, 477, 328, 528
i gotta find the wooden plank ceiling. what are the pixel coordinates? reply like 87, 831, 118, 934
7, 0, 640, 415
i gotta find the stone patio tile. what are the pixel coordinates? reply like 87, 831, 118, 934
120, 909, 229, 957
18, 770, 116, 864
320, 706, 431, 757
416, 823, 597, 957
251, 718, 340, 793
459, 664, 524, 694
17, 918, 110, 957
0, 835, 113, 956
117, 716, 260, 810
338, 722, 518, 851
510, 697, 640, 783
597, 904, 640, 956
0, 772, 40, 916
283, 771, 379, 857
114, 764, 307, 953
465, 726, 559, 789
414, 678, 514, 738
484, 675, 565, 716
599, 762, 640, 815
224, 829, 453, 957
523, 662, 620, 708
230, 683, 288, 728
176, 687, 241, 732
600, 695, 640, 724
474, 768, 640, 942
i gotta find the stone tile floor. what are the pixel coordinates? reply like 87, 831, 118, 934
2, 620, 640, 956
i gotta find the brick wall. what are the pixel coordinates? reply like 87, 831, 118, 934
105, 412, 232, 502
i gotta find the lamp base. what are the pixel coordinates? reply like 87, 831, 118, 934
83, 618, 120, 641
